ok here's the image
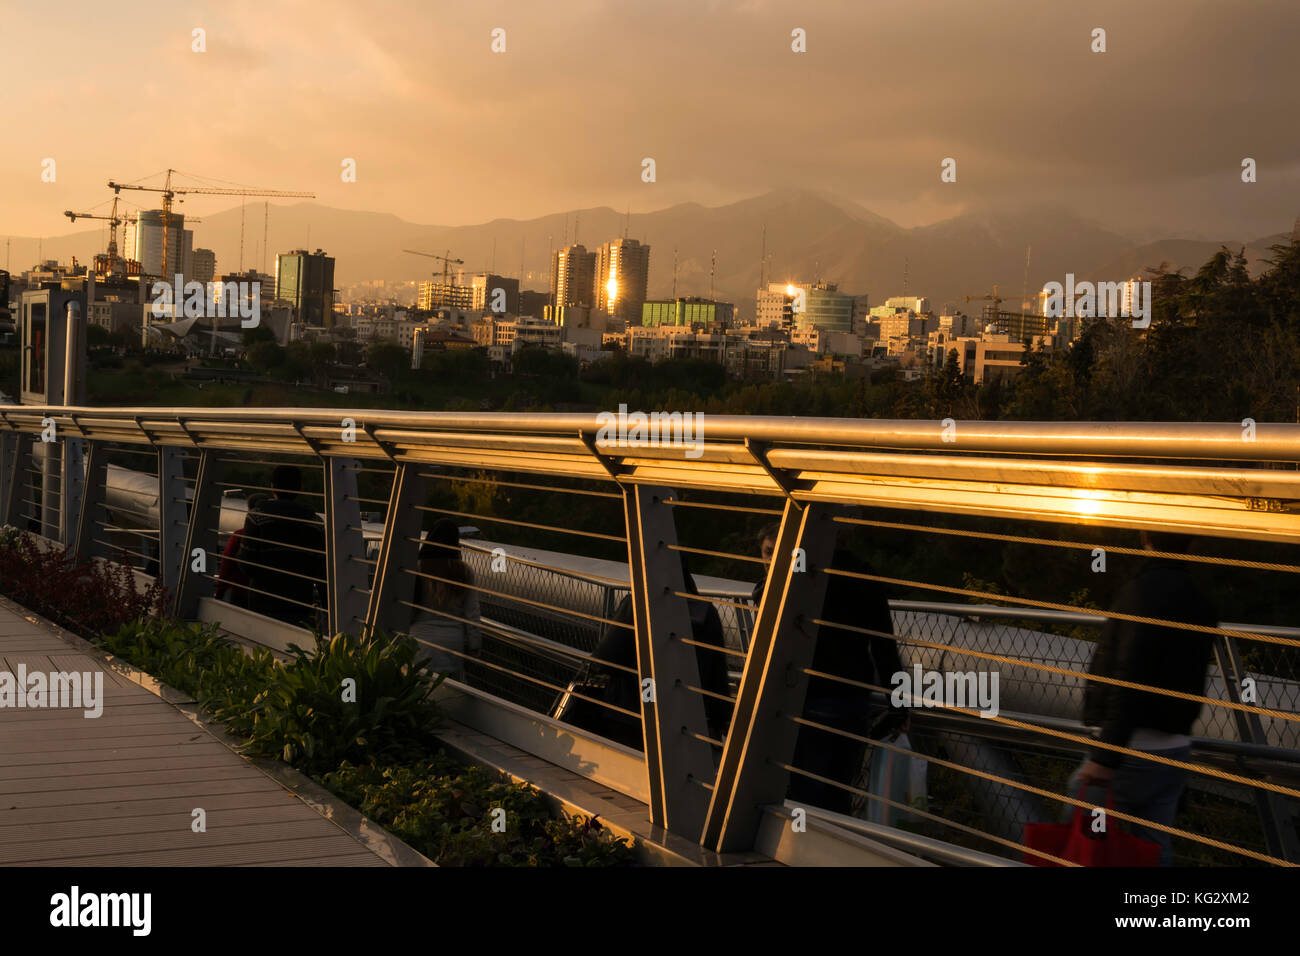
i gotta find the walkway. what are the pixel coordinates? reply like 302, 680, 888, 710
0, 597, 403, 866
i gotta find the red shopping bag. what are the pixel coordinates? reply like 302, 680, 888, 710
1024, 786, 1162, 867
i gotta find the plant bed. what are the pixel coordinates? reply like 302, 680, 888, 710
0, 530, 635, 866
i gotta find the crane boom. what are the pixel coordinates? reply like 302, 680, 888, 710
403, 248, 465, 305
108, 169, 314, 278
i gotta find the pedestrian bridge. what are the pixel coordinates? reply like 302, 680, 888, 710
2, 407, 1298, 865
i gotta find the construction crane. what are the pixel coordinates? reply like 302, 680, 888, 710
64, 197, 124, 263
64, 197, 201, 274
404, 248, 465, 307
106, 169, 314, 278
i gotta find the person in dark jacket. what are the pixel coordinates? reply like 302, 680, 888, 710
752, 525, 905, 816
239, 465, 327, 627
1068, 529, 1218, 866
557, 553, 733, 751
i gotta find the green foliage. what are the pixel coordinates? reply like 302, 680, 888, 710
364, 339, 409, 380
222, 631, 446, 775
318, 759, 636, 866
246, 340, 285, 372
90, 616, 636, 865
94, 617, 277, 709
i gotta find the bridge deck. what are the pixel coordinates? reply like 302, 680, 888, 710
0, 598, 393, 866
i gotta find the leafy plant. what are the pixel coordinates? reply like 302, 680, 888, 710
319, 759, 636, 866
219, 630, 446, 775
0, 528, 167, 637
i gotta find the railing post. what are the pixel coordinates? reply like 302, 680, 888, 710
365, 461, 427, 638
1212, 635, 1300, 863
3, 430, 35, 530
174, 449, 225, 620
59, 435, 85, 548
72, 440, 108, 565
157, 446, 189, 595
702, 500, 838, 852
324, 456, 369, 638
623, 483, 716, 838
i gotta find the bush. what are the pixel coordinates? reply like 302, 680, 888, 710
0, 528, 166, 637
319, 759, 636, 866
96, 617, 276, 713
215, 630, 446, 776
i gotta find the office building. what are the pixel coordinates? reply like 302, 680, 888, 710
276, 249, 336, 327
594, 238, 650, 328
470, 274, 520, 315
122, 210, 193, 279
641, 297, 734, 328
191, 248, 216, 285
550, 244, 597, 310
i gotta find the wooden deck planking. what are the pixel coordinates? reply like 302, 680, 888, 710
0, 600, 396, 866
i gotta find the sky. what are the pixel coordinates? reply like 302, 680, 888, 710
2, 0, 1298, 243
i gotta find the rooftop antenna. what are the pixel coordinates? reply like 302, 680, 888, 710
573, 211, 580, 246
672, 246, 678, 299
1021, 244, 1032, 314
520, 237, 525, 283
491, 237, 496, 272
710, 249, 716, 300
903, 257, 909, 297
624, 205, 630, 240
759, 223, 767, 287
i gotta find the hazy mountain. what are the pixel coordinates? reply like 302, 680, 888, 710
1083, 233, 1292, 284
5, 192, 1295, 315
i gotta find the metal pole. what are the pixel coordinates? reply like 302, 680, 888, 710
703, 500, 838, 852
623, 483, 716, 837
364, 462, 427, 639
323, 456, 369, 638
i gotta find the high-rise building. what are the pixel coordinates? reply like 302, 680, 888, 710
122, 210, 193, 279
594, 238, 650, 328
778, 281, 856, 333
756, 284, 796, 329
417, 281, 474, 311
549, 244, 596, 310
191, 248, 216, 285
470, 274, 520, 315
275, 249, 336, 327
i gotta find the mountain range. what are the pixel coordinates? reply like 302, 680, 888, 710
5, 189, 1294, 314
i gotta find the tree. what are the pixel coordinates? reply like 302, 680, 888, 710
247, 340, 285, 372
928, 349, 965, 417
309, 341, 337, 366
364, 340, 409, 380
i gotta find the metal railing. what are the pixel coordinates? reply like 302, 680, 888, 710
2, 405, 1299, 866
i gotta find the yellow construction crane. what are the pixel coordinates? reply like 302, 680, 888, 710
404, 248, 464, 284
64, 196, 201, 273
965, 283, 1044, 316
106, 169, 314, 278
64, 198, 125, 271
404, 248, 465, 307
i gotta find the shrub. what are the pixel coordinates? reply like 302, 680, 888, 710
0, 528, 166, 636
319, 759, 636, 867
215, 630, 446, 776
96, 617, 276, 714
